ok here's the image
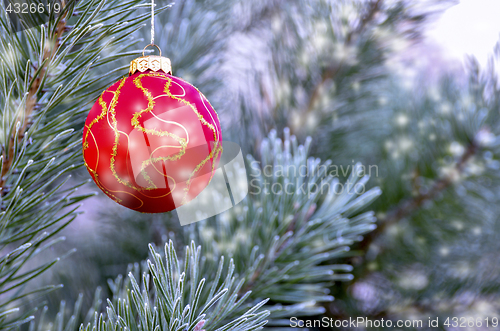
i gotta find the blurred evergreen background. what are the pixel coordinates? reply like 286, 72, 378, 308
2, 0, 500, 330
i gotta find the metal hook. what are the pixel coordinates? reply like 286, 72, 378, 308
142, 44, 162, 57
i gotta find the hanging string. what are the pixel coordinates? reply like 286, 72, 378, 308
151, 0, 155, 45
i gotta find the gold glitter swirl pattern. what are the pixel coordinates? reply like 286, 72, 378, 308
83, 90, 112, 151
157, 74, 223, 203
130, 73, 187, 189
86, 130, 123, 204
82, 71, 222, 212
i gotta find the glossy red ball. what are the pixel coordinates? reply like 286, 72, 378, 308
83, 71, 222, 213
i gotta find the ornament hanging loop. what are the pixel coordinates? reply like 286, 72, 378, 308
129, 0, 171, 76
150, 0, 155, 44
142, 44, 162, 57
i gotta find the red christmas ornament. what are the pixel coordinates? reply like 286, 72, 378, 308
83, 45, 222, 213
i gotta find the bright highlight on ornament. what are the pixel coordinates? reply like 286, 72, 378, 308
83, 45, 224, 214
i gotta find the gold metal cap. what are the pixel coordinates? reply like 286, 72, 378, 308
129, 44, 172, 76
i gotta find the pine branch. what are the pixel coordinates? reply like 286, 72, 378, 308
324, 54, 500, 319
357, 136, 480, 257
0, 1, 68, 198
178, 129, 382, 324
305, 65, 341, 115
346, 0, 383, 44
305, 0, 383, 115
29, 241, 270, 331
71, 128, 382, 327
0, 0, 173, 328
